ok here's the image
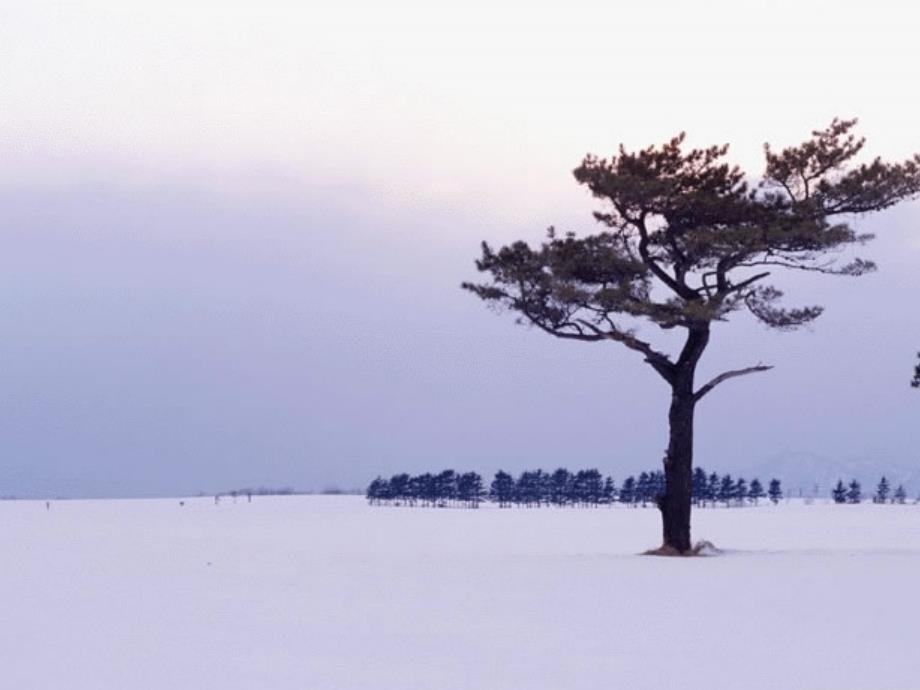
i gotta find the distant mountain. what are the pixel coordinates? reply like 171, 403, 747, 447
749, 451, 920, 498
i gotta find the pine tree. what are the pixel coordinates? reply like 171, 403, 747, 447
692, 467, 708, 506
846, 479, 862, 504
768, 478, 782, 505
551, 468, 571, 506
619, 476, 636, 506
515, 471, 536, 507
602, 476, 617, 505
389, 473, 411, 505
584, 469, 604, 506
538, 469, 553, 505
530, 469, 546, 506
457, 472, 484, 508
707, 472, 720, 506
719, 474, 734, 507
893, 484, 907, 504
418, 473, 436, 506
366, 477, 386, 505
456, 472, 472, 506
436, 470, 458, 506
832, 480, 847, 504
748, 478, 765, 505
569, 470, 588, 506
407, 475, 423, 506
490, 471, 515, 508
464, 119, 920, 552
874, 476, 890, 504
469, 472, 484, 507
734, 477, 748, 506
636, 472, 652, 507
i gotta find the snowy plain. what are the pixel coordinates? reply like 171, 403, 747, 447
2, 495, 918, 690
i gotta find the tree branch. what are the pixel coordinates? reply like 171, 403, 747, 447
574, 318, 676, 382
694, 364, 773, 401
723, 271, 770, 295
635, 217, 698, 301
735, 259, 849, 274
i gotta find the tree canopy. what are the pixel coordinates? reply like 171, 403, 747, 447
464, 119, 920, 396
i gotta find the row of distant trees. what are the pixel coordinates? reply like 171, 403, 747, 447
832, 477, 911, 504
688, 469, 782, 507
367, 471, 487, 508
367, 468, 784, 508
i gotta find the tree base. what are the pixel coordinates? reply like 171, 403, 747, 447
642, 540, 721, 557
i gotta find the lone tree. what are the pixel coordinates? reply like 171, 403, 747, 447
912, 353, 920, 388
463, 119, 920, 553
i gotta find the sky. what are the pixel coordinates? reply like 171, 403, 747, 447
0, 0, 918, 497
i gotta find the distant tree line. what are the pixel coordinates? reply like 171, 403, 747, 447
367, 468, 784, 508
688, 469, 782, 507
832, 477, 911, 504
367, 471, 487, 508
216, 487, 299, 498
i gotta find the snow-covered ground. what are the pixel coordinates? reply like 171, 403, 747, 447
2, 496, 918, 689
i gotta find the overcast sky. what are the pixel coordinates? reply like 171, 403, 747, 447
1, 1, 918, 497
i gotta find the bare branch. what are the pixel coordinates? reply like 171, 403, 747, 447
527, 317, 604, 342
694, 364, 773, 402
722, 271, 770, 295
735, 259, 875, 276
575, 318, 676, 382
514, 305, 678, 384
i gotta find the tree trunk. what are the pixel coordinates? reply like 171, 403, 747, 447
657, 325, 709, 554
659, 389, 695, 553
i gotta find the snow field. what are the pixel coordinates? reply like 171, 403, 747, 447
1, 496, 918, 690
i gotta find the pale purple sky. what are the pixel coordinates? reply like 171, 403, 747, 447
0, 2, 918, 497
